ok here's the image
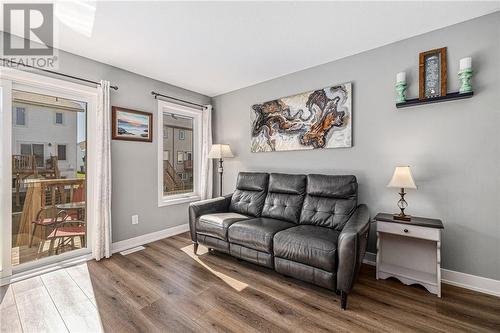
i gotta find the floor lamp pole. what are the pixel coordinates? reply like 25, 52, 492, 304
218, 158, 224, 196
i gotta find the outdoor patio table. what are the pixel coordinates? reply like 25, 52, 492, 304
56, 201, 86, 221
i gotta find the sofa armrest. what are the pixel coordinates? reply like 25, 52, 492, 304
188, 194, 232, 242
337, 204, 370, 294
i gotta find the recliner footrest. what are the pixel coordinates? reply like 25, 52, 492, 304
197, 234, 230, 254
274, 257, 336, 290
229, 243, 274, 268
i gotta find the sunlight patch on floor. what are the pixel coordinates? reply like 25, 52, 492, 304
181, 244, 248, 292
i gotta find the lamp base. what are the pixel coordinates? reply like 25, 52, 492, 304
393, 213, 411, 222
218, 158, 223, 197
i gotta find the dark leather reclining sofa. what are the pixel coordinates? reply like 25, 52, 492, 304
188, 172, 370, 309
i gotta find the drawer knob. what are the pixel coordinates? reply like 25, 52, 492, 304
404, 229, 409, 233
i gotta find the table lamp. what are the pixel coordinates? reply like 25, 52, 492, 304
208, 144, 233, 196
387, 166, 417, 221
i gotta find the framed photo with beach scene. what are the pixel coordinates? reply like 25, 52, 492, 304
112, 106, 153, 142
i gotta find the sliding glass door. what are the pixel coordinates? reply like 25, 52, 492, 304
11, 90, 88, 266
0, 69, 97, 279
0, 79, 13, 279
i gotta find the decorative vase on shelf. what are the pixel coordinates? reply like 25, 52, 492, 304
458, 69, 472, 94
395, 82, 407, 103
458, 57, 473, 94
395, 72, 407, 103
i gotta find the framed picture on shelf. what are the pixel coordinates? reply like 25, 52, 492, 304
419, 47, 447, 99
112, 106, 153, 142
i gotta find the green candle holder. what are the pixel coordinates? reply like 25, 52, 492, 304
458, 68, 473, 94
395, 82, 407, 103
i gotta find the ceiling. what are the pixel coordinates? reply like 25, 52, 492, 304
12, 2, 500, 96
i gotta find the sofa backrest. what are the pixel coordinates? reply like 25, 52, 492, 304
261, 173, 306, 223
229, 172, 269, 217
299, 174, 357, 230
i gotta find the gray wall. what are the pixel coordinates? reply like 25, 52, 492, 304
3, 32, 210, 243
212, 12, 500, 280
58, 54, 210, 243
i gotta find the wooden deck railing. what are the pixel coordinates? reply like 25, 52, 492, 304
16, 178, 85, 247
12, 154, 38, 174
163, 160, 185, 192
12, 155, 60, 206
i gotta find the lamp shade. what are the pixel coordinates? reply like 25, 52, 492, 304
208, 144, 234, 159
387, 166, 417, 189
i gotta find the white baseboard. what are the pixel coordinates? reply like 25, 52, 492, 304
111, 223, 189, 254
363, 251, 500, 297
441, 269, 500, 297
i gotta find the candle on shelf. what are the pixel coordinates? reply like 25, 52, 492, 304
395, 72, 407, 103
460, 57, 472, 71
396, 72, 406, 83
458, 57, 473, 94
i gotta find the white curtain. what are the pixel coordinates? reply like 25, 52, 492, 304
93, 80, 112, 260
200, 105, 213, 199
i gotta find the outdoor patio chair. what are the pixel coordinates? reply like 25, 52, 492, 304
46, 212, 85, 255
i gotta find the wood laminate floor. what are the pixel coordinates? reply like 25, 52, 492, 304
1, 232, 499, 332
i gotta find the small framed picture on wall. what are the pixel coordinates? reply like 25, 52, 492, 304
419, 47, 447, 99
112, 106, 153, 142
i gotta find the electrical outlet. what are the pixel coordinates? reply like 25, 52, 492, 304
132, 214, 139, 225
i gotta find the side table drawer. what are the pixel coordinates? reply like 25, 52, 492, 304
377, 221, 440, 241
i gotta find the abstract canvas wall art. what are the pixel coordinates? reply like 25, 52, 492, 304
251, 83, 352, 152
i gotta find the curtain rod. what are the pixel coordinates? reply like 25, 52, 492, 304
1, 58, 118, 90
151, 91, 206, 109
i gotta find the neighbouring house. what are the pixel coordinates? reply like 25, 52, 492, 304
11, 90, 86, 180
162, 112, 193, 192
77, 140, 86, 173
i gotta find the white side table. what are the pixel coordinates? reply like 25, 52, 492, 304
375, 213, 444, 297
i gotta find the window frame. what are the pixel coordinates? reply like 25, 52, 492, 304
54, 111, 64, 125
57, 144, 67, 161
176, 151, 184, 164
18, 142, 45, 167
31, 143, 45, 167
20, 143, 31, 155
14, 107, 26, 126
157, 100, 202, 207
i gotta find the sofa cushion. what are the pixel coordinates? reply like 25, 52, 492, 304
228, 218, 294, 253
197, 213, 249, 240
261, 173, 306, 223
299, 174, 357, 230
229, 172, 269, 217
273, 225, 339, 272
